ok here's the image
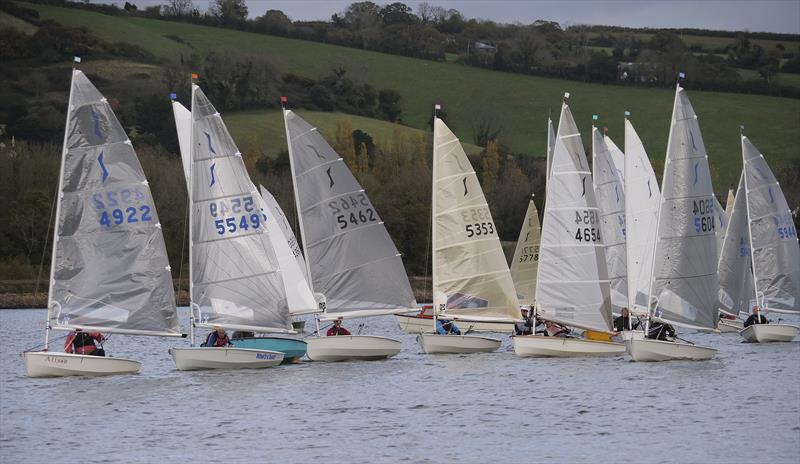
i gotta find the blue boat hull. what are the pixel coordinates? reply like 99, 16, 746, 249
231, 337, 307, 364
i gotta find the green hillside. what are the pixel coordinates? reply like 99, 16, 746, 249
22, 2, 800, 189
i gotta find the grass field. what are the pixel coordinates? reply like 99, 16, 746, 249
21, 2, 800, 190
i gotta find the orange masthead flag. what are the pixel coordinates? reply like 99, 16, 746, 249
191, 73, 199, 79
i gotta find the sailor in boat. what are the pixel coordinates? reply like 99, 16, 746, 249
64, 329, 106, 356
646, 322, 676, 341
514, 308, 534, 336
613, 308, 641, 332
436, 318, 461, 335
326, 318, 352, 336
543, 320, 570, 337
743, 306, 769, 328
201, 326, 233, 347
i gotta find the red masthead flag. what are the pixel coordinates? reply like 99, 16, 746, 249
280, 96, 288, 103
191, 73, 198, 79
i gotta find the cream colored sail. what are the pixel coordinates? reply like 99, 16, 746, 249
432, 117, 520, 322
510, 198, 541, 306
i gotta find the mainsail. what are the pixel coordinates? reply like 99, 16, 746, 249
509, 197, 541, 306
546, 117, 556, 178
535, 102, 613, 332
742, 136, 800, 313
648, 85, 719, 330
189, 85, 292, 333
592, 126, 628, 314
172, 100, 191, 182
283, 109, 416, 319
50, 70, 180, 336
717, 173, 755, 317
623, 118, 661, 314
604, 134, 626, 188
432, 117, 520, 322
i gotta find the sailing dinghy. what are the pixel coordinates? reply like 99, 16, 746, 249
626, 82, 718, 361
417, 111, 521, 354
513, 98, 624, 357
283, 105, 417, 361
735, 135, 799, 342
169, 83, 308, 370
509, 196, 541, 310
23, 63, 183, 378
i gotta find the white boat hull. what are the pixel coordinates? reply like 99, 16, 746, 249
22, 351, 140, 378
395, 313, 513, 333
626, 337, 716, 362
418, 333, 501, 354
739, 324, 799, 343
305, 335, 401, 362
513, 336, 626, 357
718, 319, 744, 333
169, 347, 284, 371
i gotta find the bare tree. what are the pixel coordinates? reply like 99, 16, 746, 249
162, 0, 195, 17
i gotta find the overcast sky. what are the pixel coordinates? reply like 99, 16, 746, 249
124, 0, 800, 34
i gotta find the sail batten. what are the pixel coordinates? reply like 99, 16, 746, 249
49, 70, 180, 336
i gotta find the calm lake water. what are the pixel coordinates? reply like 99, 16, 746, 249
1, 308, 798, 463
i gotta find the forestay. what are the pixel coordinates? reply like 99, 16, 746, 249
284, 110, 416, 317
50, 70, 180, 336
258, 185, 318, 315
190, 86, 292, 333
717, 173, 755, 317
592, 127, 628, 314
509, 198, 541, 306
742, 136, 800, 313
623, 119, 661, 314
648, 85, 719, 330
432, 118, 519, 322
535, 102, 612, 333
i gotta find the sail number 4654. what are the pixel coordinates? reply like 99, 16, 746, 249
574, 210, 601, 243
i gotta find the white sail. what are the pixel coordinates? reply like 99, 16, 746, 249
258, 185, 318, 315
535, 102, 613, 332
717, 173, 755, 317
50, 70, 180, 336
623, 118, 661, 314
172, 101, 191, 183
546, 117, 556, 178
509, 198, 541, 306
724, 187, 735, 221
603, 134, 626, 189
284, 109, 416, 318
714, 194, 727, 257
648, 85, 719, 330
432, 117, 520, 322
189, 85, 292, 333
592, 127, 628, 314
742, 136, 800, 313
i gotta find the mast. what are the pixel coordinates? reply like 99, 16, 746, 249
741, 130, 761, 311
188, 77, 197, 346
623, 110, 633, 331
46, 58, 80, 349
282, 100, 321, 335
431, 105, 440, 331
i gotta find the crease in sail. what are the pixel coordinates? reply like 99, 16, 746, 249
284, 110, 417, 314
742, 136, 800, 313
535, 102, 613, 333
433, 118, 520, 322
623, 119, 661, 314
51, 70, 180, 335
510, 198, 541, 306
592, 127, 628, 314
649, 86, 719, 330
190, 86, 292, 332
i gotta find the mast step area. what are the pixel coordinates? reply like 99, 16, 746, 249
625, 336, 716, 362
169, 347, 284, 371
306, 335, 401, 362
739, 324, 799, 343
417, 333, 501, 354
512, 335, 625, 358
22, 351, 140, 378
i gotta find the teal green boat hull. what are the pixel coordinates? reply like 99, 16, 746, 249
231, 337, 307, 364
